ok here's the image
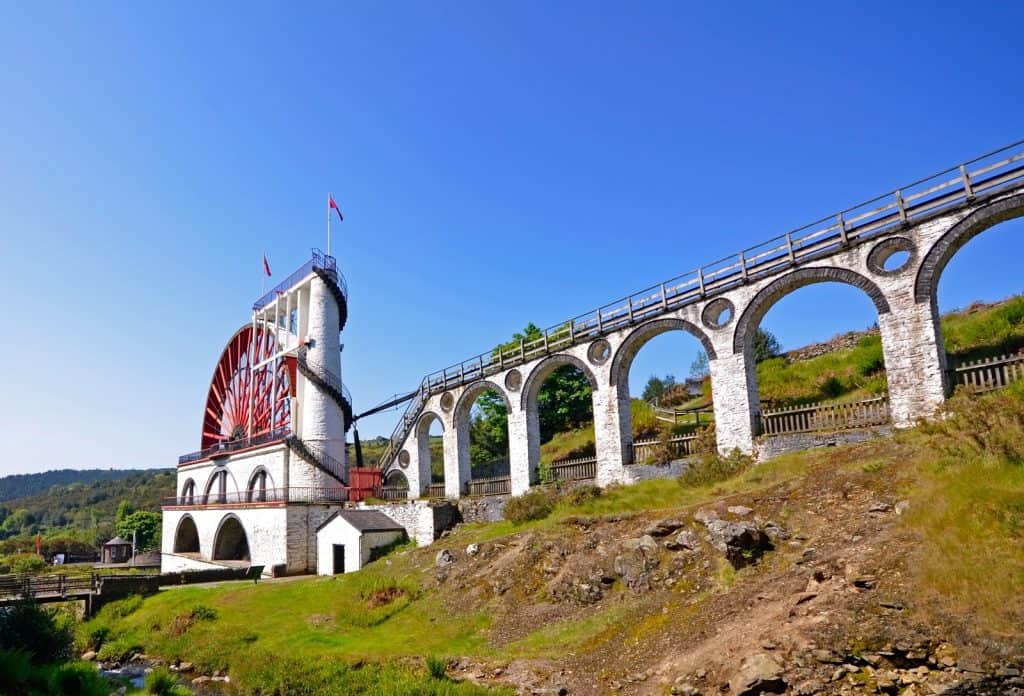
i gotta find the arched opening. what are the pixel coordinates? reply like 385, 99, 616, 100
918, 196, 1024, 391
173, 515, 200, 554
203, 469, 230, 504
416, 412, 445, 497
454, 382, 512, 491
212, 515, 250, 561
522, 356, 597, 484
610, 319, 716, 465
384, 469, 409, 488
180, 479, 196, 505
246, 468, 271, 502
733, 268, 892, 437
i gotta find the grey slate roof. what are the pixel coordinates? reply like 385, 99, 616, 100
315, 510, 405, 534
103, 536, 131, 546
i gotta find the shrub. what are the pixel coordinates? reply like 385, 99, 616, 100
48, 661, 111, 696
95, 636, 143, 663
680, 448, 753, 488
79, 622, 111, 651
426, 655, 449, 680
504, 488, 558, 523
190, 604, 218, 621
562, 484, 602, 507
145, 666, 191, 696
0, 599, 74, 664
8, 553, 47, 575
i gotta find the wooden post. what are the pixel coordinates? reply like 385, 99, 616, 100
785, 232, 796, 265
660, 283, 668, 309
895, 190, 908, 224
520, 340, 526, 361
597, 309, 603, 333
739, 252, 748, 282
960, 164, 975, 199
837, 213, 849, 247
627, 297, 634, 323
697, 267, 706, 296
568, 321, 575, 343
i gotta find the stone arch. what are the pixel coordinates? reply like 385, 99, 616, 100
384, 469, 409, 488
914, 193, 1024, 304
415, 410, 444, 440
453, 380, 513, 480
246, 466, 273, 502
415, 409, 445, 490
520, 353, 599, 411
180, 478, 196, 504
173, 515, 200, 554
609, 317, 716, 389
203, 467, 239, 504
212, 514, 250, 561
454, 380, 512, 422
732, 266, 891, 356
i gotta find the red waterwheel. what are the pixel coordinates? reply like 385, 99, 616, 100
200, 325, 294, 449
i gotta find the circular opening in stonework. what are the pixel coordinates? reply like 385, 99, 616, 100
702, 298, 735, 330
439, 392, 455, 412
504, 369, 522, 392
867, 236, 916, 276
398, 450, 410, 468
588, 339, 611, 365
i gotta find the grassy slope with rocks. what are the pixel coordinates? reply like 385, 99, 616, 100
84, 382, 1024, 695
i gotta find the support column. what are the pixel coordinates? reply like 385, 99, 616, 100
507, 405, 532, 495
878, 299, 947, 427
443, 421, 469, 499
592, 384, 628, 486
709, 351, 757, 455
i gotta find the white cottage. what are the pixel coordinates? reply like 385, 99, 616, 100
315, 510, 406, 575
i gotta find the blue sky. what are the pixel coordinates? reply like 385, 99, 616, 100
1, 3, 1022, 474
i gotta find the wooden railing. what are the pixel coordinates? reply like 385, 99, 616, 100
467, 475, 511, 497
380, 485, 410, 501
379, 140, 1024, 469
760, 396, 890, 436
631, 434, 699, 464
426, 483, 446, 499
651, 404, 714, 426
544, 456, 597, 482
951, 352, 1024, 391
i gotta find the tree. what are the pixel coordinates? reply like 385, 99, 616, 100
689, 351, 710, 379
114, 499, 135, 526
469, 389, 509, 466
752, 328, 781, 363
641, 374, 677, 403
115, 511, 161, 552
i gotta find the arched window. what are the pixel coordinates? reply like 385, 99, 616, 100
181, 479, 196, 505
205, 470, 228, 504
247, 469, 269, 502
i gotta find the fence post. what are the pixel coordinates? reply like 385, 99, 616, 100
739, 252, 748, 282
837, 213, 849, 247
785, 232, 796, 264
895, 190, 908, 224
960, 164, 975, 199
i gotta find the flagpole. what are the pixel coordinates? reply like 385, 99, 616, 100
327, 192, 332, 257
262, 250, 266, 296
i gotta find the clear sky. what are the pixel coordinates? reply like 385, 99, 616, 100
1, 3, 1022, 474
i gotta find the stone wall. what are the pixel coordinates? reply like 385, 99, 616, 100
754, 427, 892, 462
357, 500, 459, 547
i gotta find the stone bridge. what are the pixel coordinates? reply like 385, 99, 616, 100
381, 141, 1024, 498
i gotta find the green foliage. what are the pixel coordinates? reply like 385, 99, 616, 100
629, 399, 660, 440
0, 600, 74, 665
679, 437, 753, 488
941, 295, 1024, 361
561, 484, 602, 507
116, 511, 161, 552
468, 389, 509, 467
751, 327, 781, 363
641, 374, 676, 403
0, 648, 111, 696
0, 469, 158, 505
425, 655, 449, 680
6, 553, 47, 575
96, 635, 143, 663
504, 488, 559, 523
190, 604, 218, 621
537, 364, 592, 442
144, 666, 191, 696
690, 351, 710, 379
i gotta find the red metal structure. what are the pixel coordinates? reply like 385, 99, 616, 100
200, 326, 294, 449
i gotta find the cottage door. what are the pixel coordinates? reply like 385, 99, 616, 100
332, 544, 345, 574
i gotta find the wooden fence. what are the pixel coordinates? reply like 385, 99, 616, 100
951, 352, 1024, 391
651, 405, 713, 427
380, 486, 409, 501
467, 475, 512, 497
760, 395, 890, 436
426, 483, 447, 499
631, 434, 699, 464
544, 456, 597, 482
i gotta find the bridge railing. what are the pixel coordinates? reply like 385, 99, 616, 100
253, 249, 346, 311
381, 140, 1024, 469
951, 352, 1024, 391
760, 396, 890, 436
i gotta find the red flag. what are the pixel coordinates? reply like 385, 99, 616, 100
329, 195, 343, 222
36, 533, 41, 556
263, 255, 272, 277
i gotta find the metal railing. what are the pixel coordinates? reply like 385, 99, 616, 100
631, 434, 700, 464
296, 345, 353, 406
285, 437, 348, 484
760, 395, 890, 436
380, 140, 1024, 468
163, 486, 350, 507
951, 352, 1024, 391
253, 249, 347, 311
179, 428, 291, 466
467, 475, 511, 496
544, 456, 597, 482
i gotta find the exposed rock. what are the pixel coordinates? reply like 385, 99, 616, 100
646, 517, 685, 537
80, 650, 97, 661
191, 676, 212, 685
435, 549, 454, 567
664, 529, 700, 551
730, 653, 786, 695
869, 502, 890, 512
178, 661, 194, 673
895, 500, 911, 515
613, 535, 660, 591
466, 543, 480, 556
698, 517, 774, 568
728, 505, 753, 516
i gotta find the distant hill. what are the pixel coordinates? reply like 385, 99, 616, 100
0, 468, 160, 503
0, 468, 174, 548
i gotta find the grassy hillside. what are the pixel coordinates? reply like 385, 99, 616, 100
0, 469, 162, 504
82, 383, 1024, 694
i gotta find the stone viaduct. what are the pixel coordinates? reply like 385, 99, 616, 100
381, 142, 1024, 498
